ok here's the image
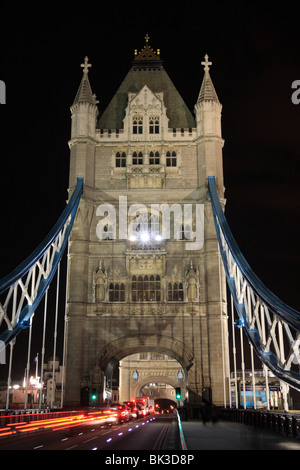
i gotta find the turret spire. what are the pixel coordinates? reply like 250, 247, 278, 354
81, 56, 92, 75
201, 54, 212, 72
197, 54, 219, 103
72, 56, 98, 107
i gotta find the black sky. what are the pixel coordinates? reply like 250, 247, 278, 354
0, 3, 300, 378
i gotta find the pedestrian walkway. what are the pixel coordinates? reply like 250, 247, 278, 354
180, 419, 300, 450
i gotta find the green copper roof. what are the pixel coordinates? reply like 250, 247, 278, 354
97, 63, 196, 130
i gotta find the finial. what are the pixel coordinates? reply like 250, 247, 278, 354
201, 54, 212, 72
81, 56, 91, 74
134, 35, 161, 63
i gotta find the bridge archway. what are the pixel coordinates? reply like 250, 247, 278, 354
97, 334, 194, 401
137, 377, 181, 406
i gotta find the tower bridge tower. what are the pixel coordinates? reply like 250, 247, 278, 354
65, 37, 229, 411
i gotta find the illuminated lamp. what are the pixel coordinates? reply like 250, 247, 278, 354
140, 232, 150, 242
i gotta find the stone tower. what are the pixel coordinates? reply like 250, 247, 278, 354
65, 37, 229, 412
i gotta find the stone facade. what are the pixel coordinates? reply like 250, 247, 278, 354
64, 40, 229, 409
119, 353, 183, 404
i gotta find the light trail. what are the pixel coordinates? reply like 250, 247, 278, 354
0, 409, 119, 438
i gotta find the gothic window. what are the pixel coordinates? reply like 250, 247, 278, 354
150, 353, 165, 360
132, 151, 143, 165
109, 282, 125, 301
132, 370, 139, 382
149, 151, 160, 164
133, 116, 143, 134
102, 224, 114, 240
185, 224, 191, 240
180, 224, 191, 240
149, 116, 160, 134
168, 282, 184, 301
132, 274, 161, 301
150, 214, 160, 238
132, 211, 148, 234
130, 212, 161, 240
115, 151, 126, 167
166, 151, 177, 167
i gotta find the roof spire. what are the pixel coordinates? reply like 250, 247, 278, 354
197, 54, 219, 103
81, 56, 91, 75
72, 56, 98, 107
201, 54, 212, 73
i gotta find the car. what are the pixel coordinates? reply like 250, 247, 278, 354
123, 401, 142, 419
111, 403, 131, 423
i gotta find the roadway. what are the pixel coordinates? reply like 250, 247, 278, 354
1, 411, 300, 451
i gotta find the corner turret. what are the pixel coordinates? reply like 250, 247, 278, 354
69, 57, 98, 188
70, 57, 99, 139
194, 55, 224, 193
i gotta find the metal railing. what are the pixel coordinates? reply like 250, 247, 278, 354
222, 408, 300, 439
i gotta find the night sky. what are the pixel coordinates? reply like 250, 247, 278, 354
0, 3, 300, 379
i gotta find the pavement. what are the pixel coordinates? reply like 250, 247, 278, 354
180, 418, 300, 450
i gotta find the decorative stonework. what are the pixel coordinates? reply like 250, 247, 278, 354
186, 262, 199, 302
129, 254, 164, 275
93, 264, 107, 302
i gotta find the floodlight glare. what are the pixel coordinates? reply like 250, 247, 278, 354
140, 232, 150, 242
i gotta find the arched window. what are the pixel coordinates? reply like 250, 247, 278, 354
132, 151, 143, 165
120, 283, 125, 302
149, 116, 160, 134
115, 151, 126, 168
168, 282, 184, 301
167, 282, 172, 301
166, 151, 177, 167
132, 370, 139, 382
185, 224, 191, 240
131, 211, 148, 235
150, 213, 160, 238
133, 116, 143, 134
109, 282, 125, 302
149, 151, 160, 165
132, 274, 161, 301
102, 224, 114, 240
180, 224, 191, 240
